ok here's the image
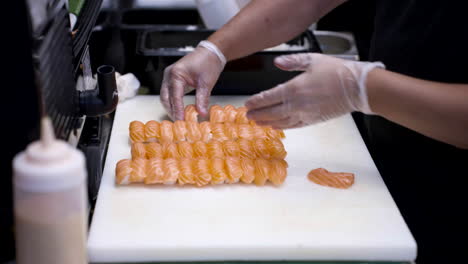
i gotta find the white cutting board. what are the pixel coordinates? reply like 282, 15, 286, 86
88, 95, 416, 263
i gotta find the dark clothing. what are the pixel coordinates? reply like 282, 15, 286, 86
367, 0, 468, 263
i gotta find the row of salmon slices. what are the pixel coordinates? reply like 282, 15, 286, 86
184, 104, 249, 124
131, 138, 287, 160
129, 120, 285, 143
116, 157, 288, 187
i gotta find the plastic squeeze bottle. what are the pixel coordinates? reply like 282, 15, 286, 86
13, 117, 88, 264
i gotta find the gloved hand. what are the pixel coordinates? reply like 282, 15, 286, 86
160, 41, 226, 120
245, 53, 384, 129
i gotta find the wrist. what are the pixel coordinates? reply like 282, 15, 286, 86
365, 67, 386, 115
357, 61, 385, 114
198, 40, 227, 68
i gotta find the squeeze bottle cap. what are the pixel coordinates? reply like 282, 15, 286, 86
13, 117, 86, 192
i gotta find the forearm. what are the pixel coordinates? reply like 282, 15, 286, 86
208, 0, 346, 61
367, 69, 468, 149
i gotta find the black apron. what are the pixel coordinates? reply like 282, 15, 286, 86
367, 0, 468, 263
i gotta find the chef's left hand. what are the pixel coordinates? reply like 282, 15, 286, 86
245, 53, 384, 129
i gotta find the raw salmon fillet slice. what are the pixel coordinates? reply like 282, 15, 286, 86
307, 168, 355, 189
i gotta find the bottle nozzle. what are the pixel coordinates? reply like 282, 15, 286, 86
40, 117, 56, 148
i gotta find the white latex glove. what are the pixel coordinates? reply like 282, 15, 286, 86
160, 41, 226, 120
245, 53, 384, 129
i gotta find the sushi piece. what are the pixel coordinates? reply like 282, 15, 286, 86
186, 121, 202, 142
253, 158, 269, 186
239, 158, 255, 184
192, 140, 208, 158
116, 159, 132, 184
145, 158, 165, 184
130, 158, 147, 183
177, 141, 194, 158
224, 123, 239, 139
235, 106, 249, 124
252, 138, 270, 159
184, 104, 198, 122
209, 157, 228, 184
129, 121, 145, 143
211, 123, 229, 141
223, 105, 238, 123
269, 159, 288, 186
223, 140, 240, 157
131, 142, 147, 159
178, 158, 195, 185
238, 124, 254, 140
162, 142, 180, 159
209, 105, 225, 123
199, 121, 212, 142
162, 158, 180, 184
225, 156, 243, 183
207, 140, 225, 158
173, 120, 188, 142
267, 138, 287, 159
193, 158, 212, 187
145, 120, 160, 142
307, 168, 354, 189
160, 120, 174, 142
146, 142, 163, 159
237, 139, 256, 159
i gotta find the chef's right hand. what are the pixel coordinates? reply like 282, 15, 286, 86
160, 41, 226, 120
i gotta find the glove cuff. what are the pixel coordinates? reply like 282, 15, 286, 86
358, 61, 385, 114
198, 40, 227, 68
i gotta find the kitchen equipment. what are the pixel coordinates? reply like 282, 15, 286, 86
136, 28, 321, 94
2, 1, 115, 260
88, 95, 417, 263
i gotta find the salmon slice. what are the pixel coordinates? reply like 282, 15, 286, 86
162, 158, 180, 184
192, 140, 208, 158
269, 159, 288, 186
173, 120, 187, 141
223, 105, 238, 123
207, 140, 224, 158
193, 158, 212, 187
130, 158, 147, 183
209, 105, 225, 123
160, 120, 174, 142
129, 121, 145, 143
253, 158, 269, 186
225, 156, 243, 183
210, 157, 228, 184
237, 139, 256, 159
239, 158, 255, 184
178, 158, 195, 185
145, 120, 160, 142
199, 121, 212, 142
223, 140, 240, 157
146, 142, 163, 159
116, 159, 132, 184
307, 168, 355, 189
131, 142, 146, 159
186, 121, 202, 142
145, 158, 165, 184
177, 141, 194, 158
184, 104, 198, 122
